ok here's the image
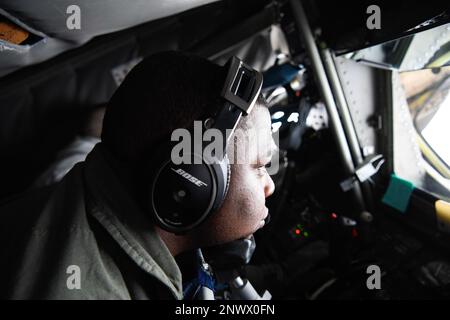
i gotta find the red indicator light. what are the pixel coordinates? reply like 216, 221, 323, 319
331, 213, 337, 219
295, 229, 301, 235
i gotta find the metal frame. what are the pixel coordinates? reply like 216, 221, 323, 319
289, 0, 366, 214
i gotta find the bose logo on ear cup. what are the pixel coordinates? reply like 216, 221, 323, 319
171, 168, 208, 187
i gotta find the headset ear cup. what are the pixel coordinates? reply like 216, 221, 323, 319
144, 142, 219, 233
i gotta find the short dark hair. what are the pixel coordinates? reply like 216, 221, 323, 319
101, 51, 266, 164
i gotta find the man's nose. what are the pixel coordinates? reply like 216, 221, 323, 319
264, 174, 275, 198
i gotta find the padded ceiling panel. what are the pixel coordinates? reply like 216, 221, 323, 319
0, 0, 220, 76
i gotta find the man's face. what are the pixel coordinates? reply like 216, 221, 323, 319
195, 106, 276, 246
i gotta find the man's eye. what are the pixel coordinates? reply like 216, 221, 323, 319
260, 162, 271, 169
256, 165, 268, 176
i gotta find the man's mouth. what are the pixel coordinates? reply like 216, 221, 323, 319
258, 209, 270, 228
258, 220, 265, 228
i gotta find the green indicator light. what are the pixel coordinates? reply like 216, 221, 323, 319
303, 231, 309, 237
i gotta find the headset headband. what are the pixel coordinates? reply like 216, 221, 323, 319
222, 56, 263, 116
212, 57, 263, 157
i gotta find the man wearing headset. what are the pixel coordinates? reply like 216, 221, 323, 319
0, 51, 276, 299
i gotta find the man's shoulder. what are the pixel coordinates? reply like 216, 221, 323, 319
0, 165, 94, 299
0, 164, 141, 299
0, 166, 88, 264
0, 164, 84, 230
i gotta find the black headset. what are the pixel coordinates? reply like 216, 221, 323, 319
147, 56, 263, 233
